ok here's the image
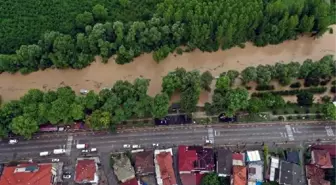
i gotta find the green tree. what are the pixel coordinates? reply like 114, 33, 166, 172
81, 91, 99, 110
216, 75, 231, 91
152, 93, 169, 118
201, 173, 220, 185
248, 97, 265, 113
70, 103, 85, 120
241, 67, 257, 84
223, 88, 249, 116
200, 71, 213, 91
76, 12, 94, 29
86, 110, 111, 130
256, 65, 272, 85
92, 4, 108, 21
47, 99, 71, 124
16, 44, 42, 73
20, 89, 44, 105
162, 71, 182, 97
322, 103, 336, 120
222, 70, 239, 85
10, 115, 38, 139
297, 91, 314, 106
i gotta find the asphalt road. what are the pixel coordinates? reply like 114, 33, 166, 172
0, 121, 335, 185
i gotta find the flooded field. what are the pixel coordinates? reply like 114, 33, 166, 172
0, 26, 335, 102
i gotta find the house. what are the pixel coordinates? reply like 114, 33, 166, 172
269, 157, 280, 182
311, 145, 336, 157
179, 173, 205, 185
154, 148, 177, 185
248, 162, 263, 185
121, 177, 140, 185
306, 165, 330, 185
246, 151, 261, 162
217, 149, 233, 177
232, 166, 247, 185
74, 157, 99, 184
233, 153, 245, 166
0, 163, 59, 185
311, 150, 333, 169
133, 150, 155, 176
178, 145, 215, 173
112, 153, 135, 183
279, 161, 305, 185
286, 151, 300, 164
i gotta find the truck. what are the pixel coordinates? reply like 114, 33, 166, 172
40, 151, 50, 156
53, 149, 66, 154
76, 144, 88, 149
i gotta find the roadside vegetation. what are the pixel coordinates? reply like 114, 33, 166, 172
0, 0, 334, 74
0, 55, 335, 139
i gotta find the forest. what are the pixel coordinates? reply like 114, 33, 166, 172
0, 55, 335, 139
0, 0, 334, 73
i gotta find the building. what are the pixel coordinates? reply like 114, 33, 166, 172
246, 151, 261, 163
154, 148, 177, 185
232, 166, 247, 185
269, 157, 280, 182
74, 157, 99, 184
278, 161, 305, 185
112, 153, 135, 183
306, 165, 330, 185
311, 145, 336, 157
179, 173, 205, 185
217, 149, 232, 177
286, 151, 300, 164
0, 163, 58, 185
233, 153, 245, 166
178, 145, 214, 173
311, 150, 333, 169
134, 150, 155, 176
121, 177, 140, 185
248, 162, 263, 185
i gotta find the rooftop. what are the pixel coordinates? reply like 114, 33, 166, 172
269, 157, 280, 182
279, 161, 305, 185
0, 163, 53, 185
233, 153, 245, 166
154, 149, 177, 185
187, 146, 215, 172
112, 154, 135, 183
311, 150, 333, 169
311, 145, 336, 157
233, 166, 247, 185
178, 146, 198, 173
134, 150, 155, 175
120, 177, 139, 185
286, 151, 300, 164
179, 173, 204, 185
246, 151, 261, 162
306, 165, 330, 185
216, 149, 232, 176
74, 159, 98, 184
248, 162, 263, 182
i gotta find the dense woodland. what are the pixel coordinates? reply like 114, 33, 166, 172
0, 0, 334, 73
0, 55, 335, 139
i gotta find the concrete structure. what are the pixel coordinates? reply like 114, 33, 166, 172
112, 153, 135, 183
217, 149, 232, 177
0, 163, 60, 185
269, 157, 280, 182
279, 161, 305, 185
154, 148, 177, 185
74, 157, 100, 184
247, 162, 263, 185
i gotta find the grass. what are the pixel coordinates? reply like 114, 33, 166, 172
273, 104, 322, 115
237, 113, 271, 122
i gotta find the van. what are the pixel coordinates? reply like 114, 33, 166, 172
40, 151, 50, 156
53, 149, 66, 154
8, 139, 18, 144
76, 144, 88, 149
90, 148, 97, 152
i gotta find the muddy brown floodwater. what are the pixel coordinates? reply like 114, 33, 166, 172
0, 26, 336, 102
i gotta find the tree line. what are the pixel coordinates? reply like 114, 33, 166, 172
0, 0, 334, 74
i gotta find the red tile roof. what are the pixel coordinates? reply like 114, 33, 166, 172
178, 146, 197, 172
232, 153, 244, 161
311, 150, 333, 169
312, 145, 336, 157
233, 166, 247, 185
75, 159, 96, 183
0, 163, 52, 185
120, 177, 139, 185
134, 150, 155, 175
180, 173, 204, 185
305, 165, 330, 185
156, 152, 177, 185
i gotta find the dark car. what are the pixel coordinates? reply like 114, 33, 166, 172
218, 113, 237, 123
155, 114, 192, 125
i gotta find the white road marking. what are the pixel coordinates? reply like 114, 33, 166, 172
325, 126, 335, 137
66, 136, 73, 156
208, 127, 215, 144
285, 125, 295, 141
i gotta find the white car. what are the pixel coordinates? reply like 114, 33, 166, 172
63, 174, 71, 179
80, 89, 89, 95
123, 144, 130, 148
52, 158, 59, 162
81, 149, 89, 153
90, 148, 97, 152
8, 139, 18, 144
205, 140, 213, 144
152, 143, 159, 147
132, 144, 140, 149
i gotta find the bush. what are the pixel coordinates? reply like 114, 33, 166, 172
331, 86, 336, 93
245, 86, 252, 90
297, 115, 302, 119
294, 110, 299, 114
316, 114, 322, 119
304, 77, 320, 87
278, 116, 284, 120
256, 85, 275, 91
176, 48, 183, 55
316, 110, 321, 114
283, 110, 288, 114
321, 96, 331, 103
332, 80, 336, 85
251, 87, 327, 97
288, 116, 293, 120
305, 109, 310, 114
290, 82, 301, 88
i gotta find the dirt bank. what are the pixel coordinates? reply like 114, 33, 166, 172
0, 26, 335, 102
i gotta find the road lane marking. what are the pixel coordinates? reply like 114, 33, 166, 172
208, 127, 215, 144
285, 125, 295, 141
66, 135, 73, 156
325, 126, 335, 137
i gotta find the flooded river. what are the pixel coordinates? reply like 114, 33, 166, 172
1, 26, 335, 102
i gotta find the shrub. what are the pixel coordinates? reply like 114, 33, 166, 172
256, 85, 275, 91
331, 86, 336, 93
332, 80, 336, 85
273, 110, 278, 115
297, 115, 302, 119
251, 87, 327, 97
320, 80, 328, 86
305, 109, 310, 114
294, 110, 299, 114
288, 116, 292, 120
305, 115, 310, 119
290, 82, 301, 88
176, 48, 183, 55
316, 110, 321, 114
316, 114, 322, 119
284, 110, 288, 114
321, 96, 331, 103
304, 77, 320, 87
278, 116, 284, 120
245, 86, 252, 90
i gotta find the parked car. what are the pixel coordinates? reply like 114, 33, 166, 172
8, 139, 18, 144
52, 158, 60, 162
81, 149, 89, 153
63, 174, 71, 179
90, 148, 97, 152
123, 144, 130, 148
80, 89, 89, 95
205, 139, 213, 144
132, 144, 141, 149
152, 143, 159, 147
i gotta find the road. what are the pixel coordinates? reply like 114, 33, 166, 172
0, 121, 335, 184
